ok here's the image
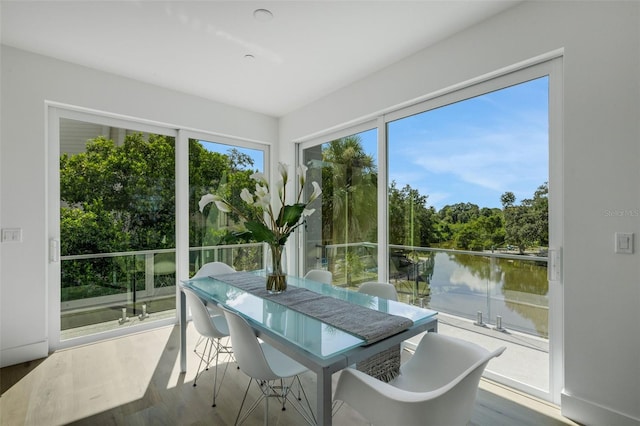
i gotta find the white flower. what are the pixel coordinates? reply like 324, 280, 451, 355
297, 164, 308, 187
254, 184, 271, 209
308, 181, 322, 203
240, 188, 254, 205
278, 162, 289, 184
214, 199, 231, 213
250, 172, 268, 185
275, 178, 285, 198
198, 193, 216, 212
200, 163, 320, 246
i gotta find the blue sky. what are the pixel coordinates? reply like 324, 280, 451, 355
385, 76, 548, 210
199, 141, 264, 172
202, 77, 548, 211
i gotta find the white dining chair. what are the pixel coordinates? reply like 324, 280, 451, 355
193, 261, 236, 278
192, 262, 236, 350
334, 332, 506, 426
222, 307, 316, 425
183, 287, 233, 408
358, 281, 398, 301
193, 262, 236, 312
303, 269, 333, 285
356, 281, 404, 373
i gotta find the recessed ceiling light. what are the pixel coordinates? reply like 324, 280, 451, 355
244, 54, 255, 60
253, 8, 273, 22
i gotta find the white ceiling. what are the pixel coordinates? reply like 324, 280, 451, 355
1, 1, 519, 117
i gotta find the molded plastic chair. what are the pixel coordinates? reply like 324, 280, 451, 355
192, 262, 236, 337
356, 281, 403, 364
304, 269, 333, 285
358, 281, 398, 301
193, 261, 236, 278
183, 287, 233, 407
334, 333, 506, 426
222, 307, 316, 425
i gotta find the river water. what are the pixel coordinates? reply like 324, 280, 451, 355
401, 252, 549, 338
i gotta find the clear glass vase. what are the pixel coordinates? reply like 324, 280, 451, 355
266, 244, 287, 293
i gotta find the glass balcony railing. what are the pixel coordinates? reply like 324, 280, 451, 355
317, 243, 548, 339
62, 241, 548, 342
60, 243, 263, 339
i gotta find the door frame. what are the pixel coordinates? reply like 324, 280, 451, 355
46, 104, 179, 350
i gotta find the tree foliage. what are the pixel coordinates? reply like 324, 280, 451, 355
388, 181, 437, 247
61, 131, 549, 293
321, 136, 378, 245
501, 183, 549, 253
61, 133, 177, 254
60, 134, 259, 291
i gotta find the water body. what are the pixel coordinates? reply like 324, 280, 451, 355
408, 252, 548, 338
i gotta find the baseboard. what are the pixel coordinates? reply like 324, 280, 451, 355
0, 340, 48, 368
561, 391, 640, 426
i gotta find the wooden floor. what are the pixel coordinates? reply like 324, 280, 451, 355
0, 324, 578, 426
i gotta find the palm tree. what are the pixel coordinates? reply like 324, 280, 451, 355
321, 135, 377, 283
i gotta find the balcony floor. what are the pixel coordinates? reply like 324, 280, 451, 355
407, 312, 550, 392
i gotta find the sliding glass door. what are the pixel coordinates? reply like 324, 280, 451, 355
301, 127, 378, 286
387, 76, 552, 395
297, 58, 563, 402
49, 110, 270, 349
55, 114, 178, 343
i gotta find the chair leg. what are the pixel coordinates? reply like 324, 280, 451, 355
194, 337, 232, 410
194, 335, 205, 353
291, 375, 316, 425
264, 382, 269, 426
235, 378, 265, 426
211, 338, 232, 408
234, 376, 315, 426
212, 339, 220, 407
193, 338, 213, 387
280, 378, 287, 411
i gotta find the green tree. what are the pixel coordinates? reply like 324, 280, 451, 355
321, 136, 377, 245
61, 134, 260, 294
320, 135, 377, 284
501, 183, 548, 254
388, 181, 437, 247
190, 141, 258, 248
454, 213, 504, 251
60, 133, 177, 253
438, 202, 481, 225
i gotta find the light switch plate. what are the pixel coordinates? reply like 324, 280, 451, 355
615, 232, 634, 254
1, 228, 22, 243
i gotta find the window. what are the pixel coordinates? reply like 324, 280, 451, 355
387, 76, 550, 392
298, 58, 563, 402
188, 138, 267, 275
50, 110, 269, 347
58, 118, 177, 341
301, 128, 378, 286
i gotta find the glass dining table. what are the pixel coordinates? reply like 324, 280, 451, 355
179, 271, 438, 426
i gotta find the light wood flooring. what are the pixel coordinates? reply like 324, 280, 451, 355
1, 324, 579, 426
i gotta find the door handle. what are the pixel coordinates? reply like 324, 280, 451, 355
49, 238, 60, 263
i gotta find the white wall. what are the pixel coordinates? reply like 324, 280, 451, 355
0, 46, 278, 367
280, 2, 640, 425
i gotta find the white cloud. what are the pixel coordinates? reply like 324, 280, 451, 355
403, 128, 546, 195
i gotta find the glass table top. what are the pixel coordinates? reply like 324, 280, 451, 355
182, 271, 437, 360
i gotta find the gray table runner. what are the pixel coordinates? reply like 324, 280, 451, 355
211, 271, 413, 345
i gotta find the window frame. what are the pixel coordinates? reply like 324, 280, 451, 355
295, 56, 563, 403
